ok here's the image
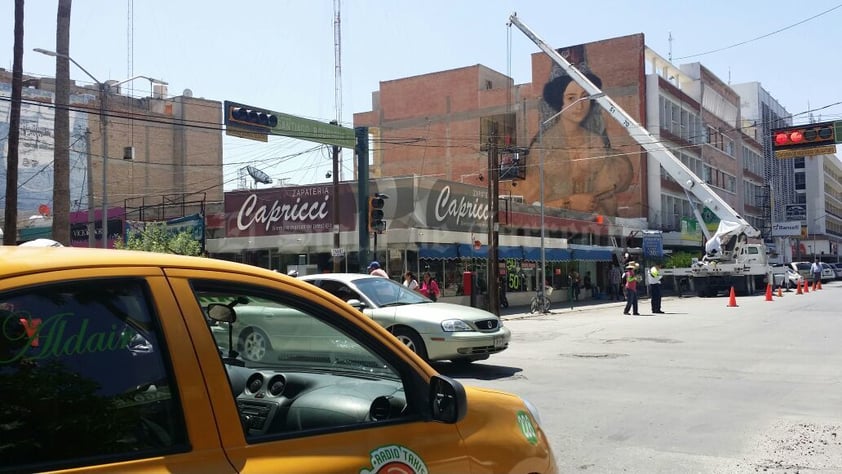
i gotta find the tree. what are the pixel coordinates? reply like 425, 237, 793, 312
114, 222, 202, 256
4, 0, 24, 245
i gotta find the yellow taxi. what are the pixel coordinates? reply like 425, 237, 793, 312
0, 247, 557, 473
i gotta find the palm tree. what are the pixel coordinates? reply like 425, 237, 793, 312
51, 0, 72, 245
3, 0, 24, 245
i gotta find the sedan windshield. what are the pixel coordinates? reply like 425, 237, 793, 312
353, 277, 431, 307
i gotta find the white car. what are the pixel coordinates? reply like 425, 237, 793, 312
300, 273, 510, 364
771, 265, 803, 290
820, 263, 836, 283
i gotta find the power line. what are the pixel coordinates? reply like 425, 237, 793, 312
675, 4, 842, 60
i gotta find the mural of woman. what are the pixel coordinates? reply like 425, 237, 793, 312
524, 69, 633, 215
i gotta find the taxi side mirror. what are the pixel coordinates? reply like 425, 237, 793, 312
429, 374, 467, 423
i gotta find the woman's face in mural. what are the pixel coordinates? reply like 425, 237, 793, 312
561, 81, 591, 125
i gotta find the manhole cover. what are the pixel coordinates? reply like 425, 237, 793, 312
562, 353, 628, 359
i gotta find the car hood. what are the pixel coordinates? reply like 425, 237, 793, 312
457, 386, 556, 471
365, 301, 498, 322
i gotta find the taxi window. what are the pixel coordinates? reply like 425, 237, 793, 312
0, 279, 188, 471
193, 281, 420, 441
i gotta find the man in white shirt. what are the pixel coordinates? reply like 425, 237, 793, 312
647, 263, 664, 314
810, 260, 822, 291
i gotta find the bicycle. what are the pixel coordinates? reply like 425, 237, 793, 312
529, 286, 553, 314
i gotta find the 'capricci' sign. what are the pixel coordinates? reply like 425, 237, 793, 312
236, 193, 330, 232
434, 185, 489, 226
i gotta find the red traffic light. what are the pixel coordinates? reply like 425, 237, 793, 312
774, 130, 803, 147
772, 121, 837, 151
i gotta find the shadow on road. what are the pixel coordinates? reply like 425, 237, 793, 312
431, 361, 523, 380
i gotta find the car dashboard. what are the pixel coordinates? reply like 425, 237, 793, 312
225, 364, 408, 437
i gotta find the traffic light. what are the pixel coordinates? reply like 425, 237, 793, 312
224, 101, 279, 132
368, 194, 386, 233
772, 122, 836, 151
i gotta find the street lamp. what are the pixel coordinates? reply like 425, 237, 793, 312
34, 48, 166, 248
537, 92, 604, 311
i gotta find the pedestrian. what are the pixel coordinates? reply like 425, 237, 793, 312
623, 263, 640, 316
810, 259, 822, 291
648, 263, 664, 314
583, 271, 593, 298
403, 271, 419, 291
367, 261, 389, 278
498, 275, 509, 308
569, 270, 580, 301
419, 272, 441, 301
608, 263, 622, 301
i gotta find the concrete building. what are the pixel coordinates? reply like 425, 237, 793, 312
795, 152, 842, 261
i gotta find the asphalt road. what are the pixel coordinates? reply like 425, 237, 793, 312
435, 282, 842, 473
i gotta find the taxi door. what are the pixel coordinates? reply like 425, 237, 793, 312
166, 269, 471, 474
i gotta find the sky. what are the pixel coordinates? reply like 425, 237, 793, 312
2, 0, 841, 191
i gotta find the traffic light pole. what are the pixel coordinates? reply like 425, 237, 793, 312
356, 127, 370, 272
331, 142, 341, 273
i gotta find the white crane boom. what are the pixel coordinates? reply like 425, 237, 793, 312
507, 13, 760, 241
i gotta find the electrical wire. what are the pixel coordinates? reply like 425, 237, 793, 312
674, 3, 842, 60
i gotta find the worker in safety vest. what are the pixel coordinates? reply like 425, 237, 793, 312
648, 263, 664, 314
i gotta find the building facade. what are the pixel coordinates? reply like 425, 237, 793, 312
0, 69, 223, 245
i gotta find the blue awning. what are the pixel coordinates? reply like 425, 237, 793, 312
499, 246, 525, 260
420, 244, 609, 262
457, 243, 487, 258
523, 247, 570, 262
419, 244, 459, 260
570, 248, 613, 262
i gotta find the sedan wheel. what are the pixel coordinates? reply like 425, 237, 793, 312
240, 328, 271, 362
391, 327, 428, 361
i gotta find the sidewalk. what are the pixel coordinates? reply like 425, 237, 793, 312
498, 294, 683, 320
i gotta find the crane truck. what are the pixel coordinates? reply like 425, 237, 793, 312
508, 13, 771, 297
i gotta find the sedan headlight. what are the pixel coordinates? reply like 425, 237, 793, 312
441, 319, 473, 332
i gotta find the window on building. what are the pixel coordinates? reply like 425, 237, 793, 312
795, 173, 806, 190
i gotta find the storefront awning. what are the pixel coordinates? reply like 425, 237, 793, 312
570, 248, 614, 261
523, 247, 570, 262
418, 244, 611, 262
418, 244, 459, 260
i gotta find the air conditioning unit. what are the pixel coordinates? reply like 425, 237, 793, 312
502, 195, 524, 203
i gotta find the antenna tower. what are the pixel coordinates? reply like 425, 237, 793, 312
334, 0, 343, 179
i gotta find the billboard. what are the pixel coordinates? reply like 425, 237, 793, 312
519, 35, 645, 218
771, 221, 802, 237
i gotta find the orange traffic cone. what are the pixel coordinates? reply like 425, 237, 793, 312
727, 286, 738, 307
804, 279, 810, 293
765, 283, 773, 302
817, 279, 823, 290
796, 279, 803, 295
777, 286, 783, 298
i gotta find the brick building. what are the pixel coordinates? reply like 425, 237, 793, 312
0, 69, 223, 246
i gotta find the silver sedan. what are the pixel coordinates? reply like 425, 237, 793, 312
300, 273, 510, 364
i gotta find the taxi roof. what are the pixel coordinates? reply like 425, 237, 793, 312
0, 246, 278, 280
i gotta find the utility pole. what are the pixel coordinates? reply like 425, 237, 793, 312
85, 129, 94, 247
486, 123, 500, 315
4, 0, 24, 245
